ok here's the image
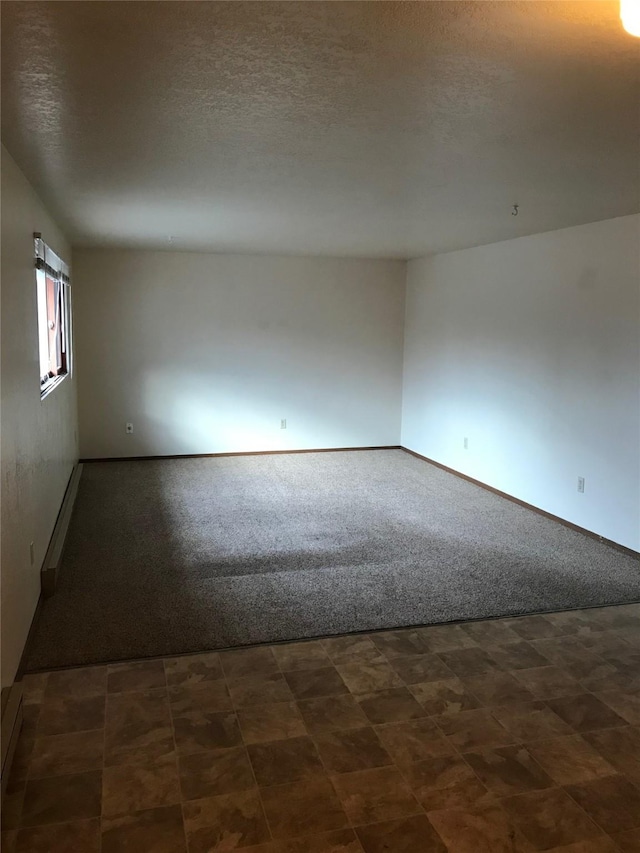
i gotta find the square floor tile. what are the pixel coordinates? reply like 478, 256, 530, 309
260, 777, 349, 839
544, 610, 608, 636
21, 673, 49, 705
163, 652, 223, 686
21, 704, 42, 740
322, 635, 385, 666
506, 615, 567, 640
401, 754, 494, 812
105, 689, 172, 760
374, 719, 454, 765
172, 710, 242, 755
179, 747, 255, 801
107, 660, 166, 694
168, 680, 232, 714
9, 736, 34, 783
331, 766, 421, 825
297, 694, 369, 734
102, 752, 181, 816
582, 727, 640, 786
284, 667, 349, 700
596, 689, 640, 725
21, 771, 102, 827
501, 788, 603, 850
437, 648, 503, 678
356, 814, 446, 853
183, 788, 270, 851
247, 735, 324, 786
547, 694, 627, 733
389, 654, 454, 685
370, 631, 431, 659
2, 780, 25, 831
237, 702, 307, 744
479, 642, 550, 671
44, 667, 107, 699
490, 701, 574, 742
36, 696, 105, 737
460, 620, 522, 647
514, 666, 582, 700
525, 734, 617, 785
14, 819, 100, 853
356, 688, 426, 725
417, 624, 478, 653
463, 745, 554, 796
273, 829, 362, 852
461, 672, 535, 707
101, 805, 186, 853
220, 647, 279, 680
553, 652, 617, 686
29, 730, 104, 778
409, 678, 481, 715
105, 731, 175, 769
271, 641, 332, 672
546, 838, 625, 853
434, 709, 514, 751
566, 774, 640, 834
594, 606, 640, 630
427, 802, 529, 853
313, 727, 392, 774
228, 673, 294, 708
336, 661, 404, 694
528, 636, 593, 665
613, 828, 640, 852
579, 630, 633, 656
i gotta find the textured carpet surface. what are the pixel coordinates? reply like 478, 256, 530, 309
26, 450, 639, 670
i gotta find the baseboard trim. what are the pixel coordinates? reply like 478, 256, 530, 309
1, 683, 23, 798
80, 446, 402, 463
41, 462, 84, 597
15, 594, 44, 682
402, 447, 639, 559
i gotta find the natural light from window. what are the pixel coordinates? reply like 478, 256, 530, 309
35, 233, 72, 399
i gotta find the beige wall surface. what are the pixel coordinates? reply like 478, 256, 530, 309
402, 214, 640, 551
74, 251, 406, 458
1, 147, 78, 687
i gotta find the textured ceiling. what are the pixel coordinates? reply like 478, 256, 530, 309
2, 1, 639, 258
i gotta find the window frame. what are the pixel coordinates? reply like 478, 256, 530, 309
34, 233, 72, 400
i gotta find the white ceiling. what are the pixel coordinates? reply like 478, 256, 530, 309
2, 1, 639, 258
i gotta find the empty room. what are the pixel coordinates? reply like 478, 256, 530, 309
1, 1, 639, 851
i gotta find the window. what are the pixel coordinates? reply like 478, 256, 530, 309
35, 233, 72, 399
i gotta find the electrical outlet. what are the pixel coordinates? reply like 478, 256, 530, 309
126, 422, 134, 434
577, 476, 585, 493
463, 437, 469, 450
29, 542, 35, 565
280, 419, 287, 429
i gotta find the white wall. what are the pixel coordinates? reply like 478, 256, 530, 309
74, 250, 406, 458
402, 215, 640, 551
1, 147, 78, 687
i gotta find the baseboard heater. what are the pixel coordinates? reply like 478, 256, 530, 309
41, 462, 84, 597
1, 684, 23, 799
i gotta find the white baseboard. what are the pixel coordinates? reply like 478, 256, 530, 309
41, 462, 84, 597
1, 683, 23, 798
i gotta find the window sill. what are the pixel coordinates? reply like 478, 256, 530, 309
40, 373, 68, 401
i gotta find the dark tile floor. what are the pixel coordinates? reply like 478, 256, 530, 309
2, 603, 640, 852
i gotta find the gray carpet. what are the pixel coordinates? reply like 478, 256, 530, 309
26, 449, 639, 670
